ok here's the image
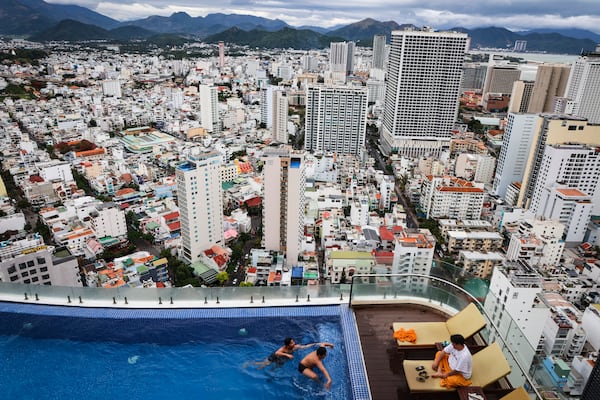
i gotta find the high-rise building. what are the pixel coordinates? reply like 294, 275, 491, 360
271, 90, 288, 143
262, 147, 305, 266
484, 263, 550, 387
581, 354, 600, 400
530, 144, 600, 211
0, 234, 80, 287
102, 79, 121, 98
493, 113, 539, 199
199, 84, 220, 134
381, 28, 468, 157
483, 64, 521, 96
532, 186, 593, 243
513, 40, 527, 52
508, 81, 535, 113
329, 41, 355, 76
305, 85, 368, 156
461, 63, 487, 91
517, 115, 600, 209
562, 52, 600, 123
372, 34, 387, 70
528, 64, 570, 113
218, 41, 225, 68
176, 150, 224, 263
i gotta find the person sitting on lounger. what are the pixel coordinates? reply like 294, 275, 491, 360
431, 334, 473, 388
298, 346, 333, 389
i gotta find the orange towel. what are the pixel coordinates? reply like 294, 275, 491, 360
393, 328, 417, 343
434, 351, 473, 389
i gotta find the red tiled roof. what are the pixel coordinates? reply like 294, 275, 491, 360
167, 221, 181, 231
163, 211, 179, 220
379, 226, 395, 241
115, 187, 135, 196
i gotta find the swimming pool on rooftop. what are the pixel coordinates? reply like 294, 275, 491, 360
0, 303, 370, 400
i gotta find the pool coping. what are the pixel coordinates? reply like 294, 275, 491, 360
0, 302, 372, 400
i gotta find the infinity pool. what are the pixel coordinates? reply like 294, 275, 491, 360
0, 303, 369, 400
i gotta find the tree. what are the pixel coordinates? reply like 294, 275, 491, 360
240, 281, 253, 287
216, 271, 229, 286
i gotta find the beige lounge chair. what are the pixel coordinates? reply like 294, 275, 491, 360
392, 303, 486, 347
500, 387, 531, 400
403, 342, 511, 393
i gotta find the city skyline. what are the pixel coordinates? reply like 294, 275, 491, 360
45, 0, 600, 34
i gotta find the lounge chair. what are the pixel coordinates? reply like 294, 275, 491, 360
500, 386, 531, 400
403, 342, 511, 393
392, 303, 486, 347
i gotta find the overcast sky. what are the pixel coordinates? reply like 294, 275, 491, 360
46, 0, 600, 34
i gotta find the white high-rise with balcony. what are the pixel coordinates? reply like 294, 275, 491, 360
271, 90, 288, 144
200, 84, 220, 134
529, 144, 600, 216
493, 113, 539, 199
563, 52, 600, 123
176, 150, 224, 263
262, 147, 306, 267
381, 28, 468, 157
372, 34, 387, 70
305, 85, 368, 157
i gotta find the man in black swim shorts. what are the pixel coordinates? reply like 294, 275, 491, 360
298, 346, 333, 390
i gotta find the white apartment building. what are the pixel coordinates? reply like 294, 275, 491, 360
199, 84, 220, 134
176, 150, 224, 263
262, 147, 305, 267
271, 90, 288, 143
581, 304, 600, 351
454, 154, 496, 183
0, 234, 80, 287
304, 85, 368, 157
379, 176, 394, 211
420, 176, 485, 220
381, 28, 468, 157
36, 160, 74, 183
102, 79, 122, 98
529, 144, 600, 216
533, 187, 593, 244
391, 228, 435, 290
89, 203, 127, 239
493, 113, 538, 199
350, 196, 370, 227
329, 41, 355, 76
484, 263, 550, 383
372, 34, 387, 70
563, 52, 600, 124
540, 293, 587, 361
457, 250, 505, 279
446, 230, 504, 254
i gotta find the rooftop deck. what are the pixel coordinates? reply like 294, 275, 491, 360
354, 304, 516, 400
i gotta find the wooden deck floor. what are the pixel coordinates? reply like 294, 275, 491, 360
353, 304, 512, 400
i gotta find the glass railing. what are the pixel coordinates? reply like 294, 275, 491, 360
0, 281, 351, 307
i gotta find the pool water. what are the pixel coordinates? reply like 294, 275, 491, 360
0, 305, 355, 400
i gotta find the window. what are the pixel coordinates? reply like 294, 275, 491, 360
27, 260, 35, 267
8, 266, 16, 274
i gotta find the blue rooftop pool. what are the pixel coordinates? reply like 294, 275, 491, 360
0, 303, 370, 400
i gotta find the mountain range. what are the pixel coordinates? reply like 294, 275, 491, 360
1, 0, 599, 54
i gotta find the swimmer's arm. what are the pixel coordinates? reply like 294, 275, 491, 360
275, 346, 293, 359
317, 361, 332, 389
296, 342, 334, 349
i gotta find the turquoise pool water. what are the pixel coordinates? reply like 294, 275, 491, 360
0, 304, 364, 400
